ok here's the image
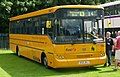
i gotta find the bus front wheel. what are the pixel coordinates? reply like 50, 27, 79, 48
16, 46, 20, 56
43, 56, 49, 68
41, 53, 50, 68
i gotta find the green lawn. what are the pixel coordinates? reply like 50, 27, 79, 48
0, 50, 119, 77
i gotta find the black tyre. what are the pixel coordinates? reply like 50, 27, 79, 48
16, 46, 20, 56
43, 56, 49, 68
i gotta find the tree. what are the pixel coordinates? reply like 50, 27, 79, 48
0, 0, 13, 19
0, 0, 13, 33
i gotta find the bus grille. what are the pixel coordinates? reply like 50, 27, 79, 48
77, 54, 100, 58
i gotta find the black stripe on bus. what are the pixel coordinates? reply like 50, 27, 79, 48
10, 38, 46, 44
10, 42, 45, 51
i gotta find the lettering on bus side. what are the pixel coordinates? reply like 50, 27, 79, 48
82, 48, 86, 51
66, 48, 76, 51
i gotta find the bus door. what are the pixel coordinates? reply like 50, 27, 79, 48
84, 20, 97, 53
83, 19, 104, 54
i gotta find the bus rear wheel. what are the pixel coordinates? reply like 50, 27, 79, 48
16, 46, 20, 56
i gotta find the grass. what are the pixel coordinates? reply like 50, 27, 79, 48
0, 50, 120, 77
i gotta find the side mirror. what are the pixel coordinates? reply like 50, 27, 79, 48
93, 38, 103, 44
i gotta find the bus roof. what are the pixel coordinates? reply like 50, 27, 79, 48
100, 1, 120, 7
10, 5, 103, 21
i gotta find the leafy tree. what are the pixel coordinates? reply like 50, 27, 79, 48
0, 0, 13, 19
0, 0, 13, 33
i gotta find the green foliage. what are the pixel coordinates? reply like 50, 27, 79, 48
0, 1, 13, 18
81, 0, 94, 5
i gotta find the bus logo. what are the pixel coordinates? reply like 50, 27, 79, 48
91, 46, 95, 51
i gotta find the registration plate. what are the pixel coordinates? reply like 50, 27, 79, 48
79, 61, 90, 64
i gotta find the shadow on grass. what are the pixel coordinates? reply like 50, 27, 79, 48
0, 52, 101, 77
99, 70, 116, 73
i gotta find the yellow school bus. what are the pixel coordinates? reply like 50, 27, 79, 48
9, 5, 106, 68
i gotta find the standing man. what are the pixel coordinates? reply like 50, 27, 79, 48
104, 32, 114, 66
114, 31, 120, 71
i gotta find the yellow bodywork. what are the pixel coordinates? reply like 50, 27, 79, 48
10, 34, 106, 68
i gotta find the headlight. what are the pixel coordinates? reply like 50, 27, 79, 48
57, 55, 65, 59
100, 53, 105, 57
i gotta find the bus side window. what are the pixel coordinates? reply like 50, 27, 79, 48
23, 19, 27, 34
10, 22, 14, 34
54, 19, 61, 36
16, 21, 20, 34
46, 20, 54, 38
25, 18, 33, 34
34, 18, 42, 35
40, 14, 54, 35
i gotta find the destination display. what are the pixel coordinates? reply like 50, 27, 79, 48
67, 10, 98, 17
